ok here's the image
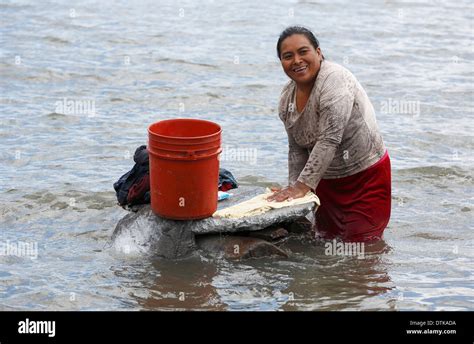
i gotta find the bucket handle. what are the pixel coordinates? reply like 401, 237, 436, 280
185, 147, 222, 159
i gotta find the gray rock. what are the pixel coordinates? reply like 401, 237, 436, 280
193, 186, 316, 234
110, 185, 317, 259
196, 235, 288, 259
110, 207, 196, 259
283, 217, 314, 234
248, 226, 289, 241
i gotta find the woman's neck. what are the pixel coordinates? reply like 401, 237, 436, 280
296, 80, 315, 95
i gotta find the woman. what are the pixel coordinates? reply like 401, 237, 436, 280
267, 26, 391, 242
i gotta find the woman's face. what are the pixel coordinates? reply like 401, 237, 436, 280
280, 34, 322, 86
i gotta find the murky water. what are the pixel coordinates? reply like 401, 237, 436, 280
1, 0, 473, 310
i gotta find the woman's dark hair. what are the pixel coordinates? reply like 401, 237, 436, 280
276, 26, 324, 60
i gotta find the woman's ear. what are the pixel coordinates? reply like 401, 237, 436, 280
316, 47, 324, 61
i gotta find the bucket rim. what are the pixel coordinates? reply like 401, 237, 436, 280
148, 118, 222, 140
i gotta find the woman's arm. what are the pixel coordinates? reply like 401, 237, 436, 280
297, 71, 355, 190
269, 81, 312, 202
287, 128, 309, 185
267, 118, 312, 203
268, 70, 356, 202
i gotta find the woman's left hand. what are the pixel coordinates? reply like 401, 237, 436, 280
267, 181, 311, 202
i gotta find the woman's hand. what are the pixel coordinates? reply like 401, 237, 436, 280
270, 186, 282, 192
267, 181, 311, 202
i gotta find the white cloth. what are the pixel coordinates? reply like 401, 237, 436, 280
212, 190, 320, 219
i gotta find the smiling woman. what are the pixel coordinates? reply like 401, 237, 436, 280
277, 27, 324, 95
268, 26, 392, 243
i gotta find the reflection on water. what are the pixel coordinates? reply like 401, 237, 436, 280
109, 238, 396, 311
1, 0, 473, 310
135, 259, 226, 311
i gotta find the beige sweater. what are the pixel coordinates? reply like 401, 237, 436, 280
278, 60, 386, 189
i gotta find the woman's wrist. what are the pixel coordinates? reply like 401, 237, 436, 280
293, 181, 311, 193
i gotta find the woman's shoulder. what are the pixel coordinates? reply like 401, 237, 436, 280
317, 60, 358, 94
278, 80, 295, 121
280, 80, 295, 98
318, 60, 354, 83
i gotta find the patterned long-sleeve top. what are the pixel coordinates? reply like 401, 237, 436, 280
278, 60, 386, 189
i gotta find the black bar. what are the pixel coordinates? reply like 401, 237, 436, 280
0, 311, 472, 343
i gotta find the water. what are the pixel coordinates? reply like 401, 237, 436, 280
1, 0, 473, 311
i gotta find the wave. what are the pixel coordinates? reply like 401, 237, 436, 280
396, 165, 473, 179
43, 36, 70, 45
156, 58, 217, 69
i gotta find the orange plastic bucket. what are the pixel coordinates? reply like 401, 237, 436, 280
148, 118, 222, 220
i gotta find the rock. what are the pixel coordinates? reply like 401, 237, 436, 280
110, 185, 317, 258
283, 217, 313, 233
248, 226, 288, 241
110, 206, 196, 259
192, 186, 316, 234
196, 235, 288, 259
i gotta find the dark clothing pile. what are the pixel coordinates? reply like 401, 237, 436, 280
113, 145, 150, 207
113, 145, 238, 208
218, 168, 239, 192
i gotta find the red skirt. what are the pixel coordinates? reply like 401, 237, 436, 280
314, 151, 391, 242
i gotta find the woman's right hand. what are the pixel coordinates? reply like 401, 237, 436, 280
267, 181, 311, 202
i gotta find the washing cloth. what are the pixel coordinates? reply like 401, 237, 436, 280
213, 189, 319, 219
218, 191, 232, 201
